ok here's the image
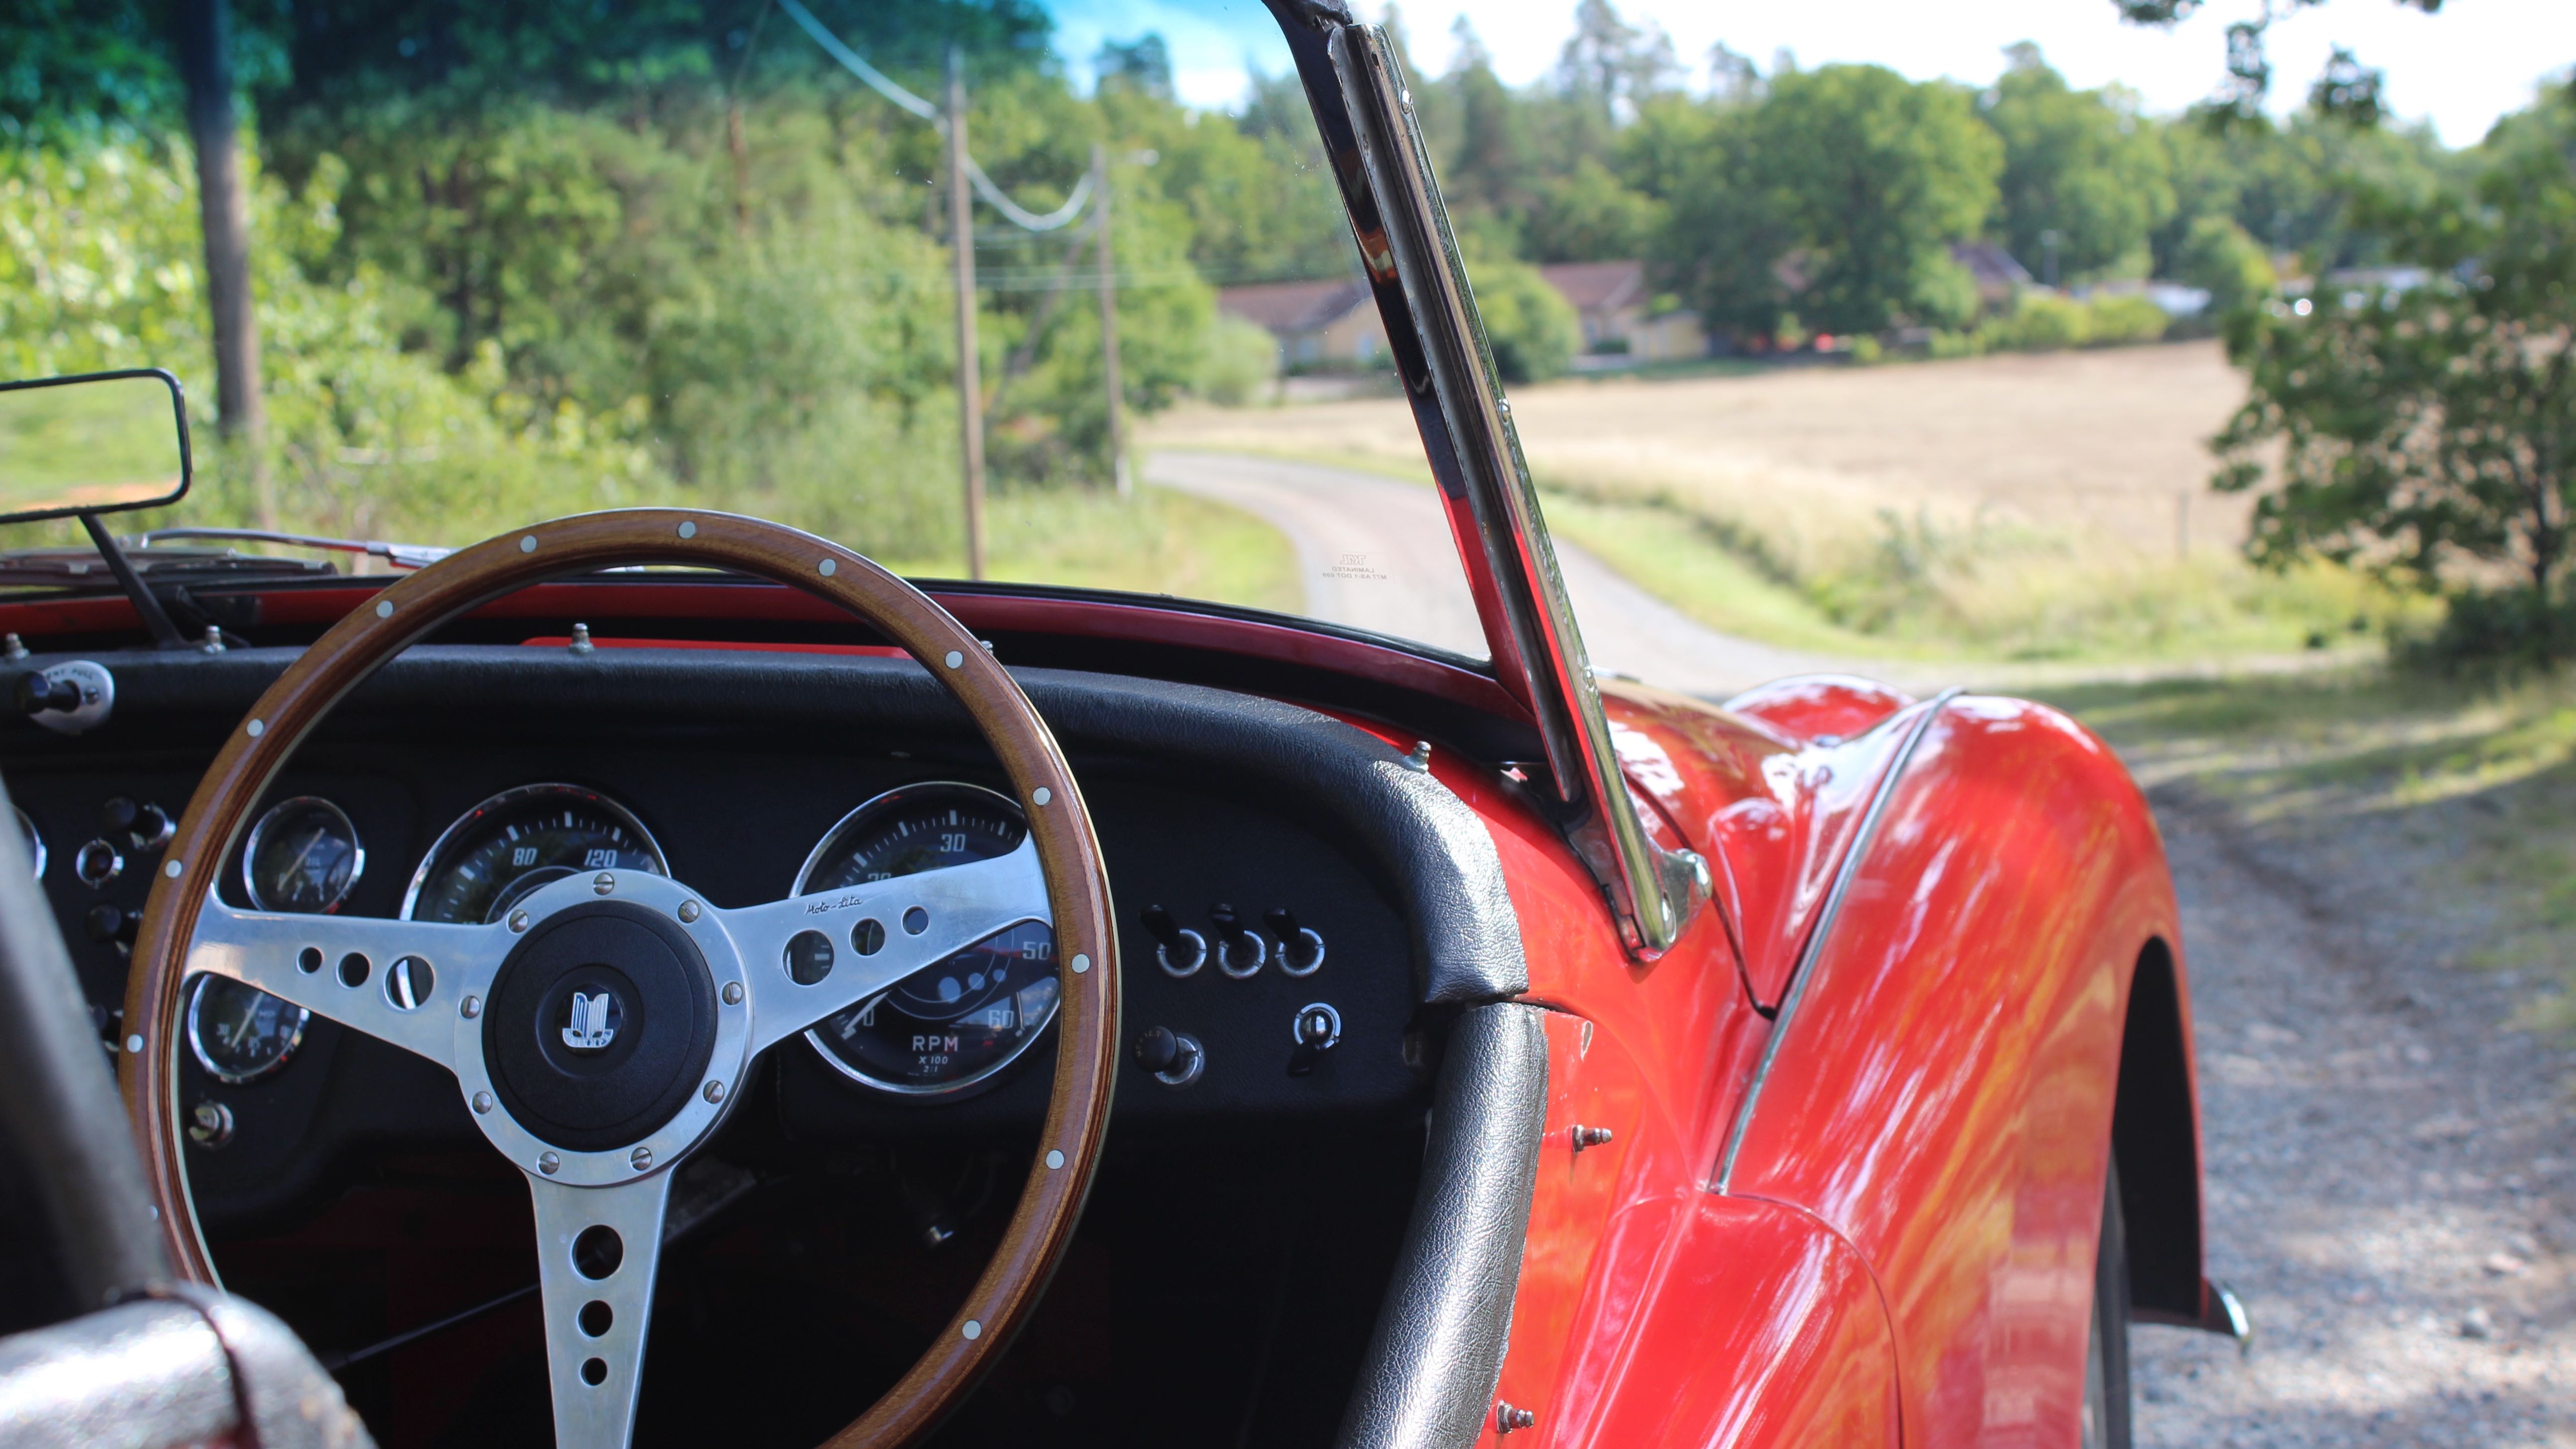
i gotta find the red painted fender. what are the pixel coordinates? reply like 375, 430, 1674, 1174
1722, 696, 2199, 1445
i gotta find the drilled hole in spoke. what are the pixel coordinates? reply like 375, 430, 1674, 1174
850, 918, 885, 956
337, 953, 370, 988
572, 1226, 623, 1281
579, 1300, 613, 1337
386, 956, 433, 1010
902, 906, 929, 936
581, 1357, 608, 1386
297, 947, 323, 974
785, 930, 834, 985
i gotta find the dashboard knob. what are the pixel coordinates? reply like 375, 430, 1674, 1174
15, 672, 79, 717
84, 903, 138, 946
1133, 1025, 1182, 1075
130, 802, 173, 850
1132, 1026, 1203, 1087
98, 796, 139, 835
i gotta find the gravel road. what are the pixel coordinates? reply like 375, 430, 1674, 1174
2134, 787, 2576, 1446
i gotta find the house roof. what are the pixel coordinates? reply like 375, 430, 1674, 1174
1950, 242, 2034, 289
1217, 278, 1375, 335
1538, 260, 1647, 314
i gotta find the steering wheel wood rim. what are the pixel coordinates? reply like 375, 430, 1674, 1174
117, 508, 1121, 1448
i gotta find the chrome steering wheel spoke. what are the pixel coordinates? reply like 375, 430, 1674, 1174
528, 1169, 674, 1449
718, 835, 1053, 1056
181, 895, 502, 1072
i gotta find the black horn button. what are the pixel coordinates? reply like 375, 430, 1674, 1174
483, 901, 718, 1153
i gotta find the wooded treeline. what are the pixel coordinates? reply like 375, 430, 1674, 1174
1386, 1, 2459, 349
0, 0, 1343, 554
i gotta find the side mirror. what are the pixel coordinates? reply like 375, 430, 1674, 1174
0, 369, 191, 526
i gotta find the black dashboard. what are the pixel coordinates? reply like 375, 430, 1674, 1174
1, 641, 1536, 1445
3, 645, 1522, 1234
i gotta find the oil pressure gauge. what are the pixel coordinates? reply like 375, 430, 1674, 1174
242, 796, 363, 913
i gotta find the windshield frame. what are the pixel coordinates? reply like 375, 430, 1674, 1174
1262, 2, 1710, 959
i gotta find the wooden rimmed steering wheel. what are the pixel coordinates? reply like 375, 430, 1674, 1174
116, 510, 1121, 1449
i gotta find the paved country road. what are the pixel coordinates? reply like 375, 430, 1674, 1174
1144, 450, 1836, 697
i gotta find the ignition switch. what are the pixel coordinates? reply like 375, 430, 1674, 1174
1286, 1002, 1341, 1078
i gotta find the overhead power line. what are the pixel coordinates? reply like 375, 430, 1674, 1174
774, 0, 1094, 232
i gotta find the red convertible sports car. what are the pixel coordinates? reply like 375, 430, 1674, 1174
0, 5, 2244, 1447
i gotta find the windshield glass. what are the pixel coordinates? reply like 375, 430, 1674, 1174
0, 1, 1489, 657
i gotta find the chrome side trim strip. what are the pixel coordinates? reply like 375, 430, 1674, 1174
1714, 688, 1963, 1193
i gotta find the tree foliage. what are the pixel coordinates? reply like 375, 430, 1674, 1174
2213, 84, 2576, 641
1982, 45, 2172, 281
1655, 65, 1998, 339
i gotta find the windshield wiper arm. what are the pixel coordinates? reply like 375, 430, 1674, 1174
125, 527, 453, 570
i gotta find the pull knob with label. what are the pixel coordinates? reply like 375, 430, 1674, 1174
16, 673, 79, 716
1133, 1025, 1204, 1087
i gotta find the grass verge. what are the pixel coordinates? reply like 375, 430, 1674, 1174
2038, 666, 2576, 1030
886, 483, 1299, 614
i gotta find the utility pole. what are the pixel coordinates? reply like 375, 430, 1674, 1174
1092, 144, 1128, 498
946, 45, 987, 580
175, 0, 272, 529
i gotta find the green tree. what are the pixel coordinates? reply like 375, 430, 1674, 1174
1525, 156, 1661, 262
2212, 84, 2576, 650
1463, 250, 1580, 383
2172, 213, 2274, 315
1662, 65, 2000, 339
1981, 43, 2172, 282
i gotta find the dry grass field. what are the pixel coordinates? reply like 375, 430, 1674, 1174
1149, 342, 2413, 662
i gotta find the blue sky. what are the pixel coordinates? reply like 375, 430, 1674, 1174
1041, 0, 2575, 148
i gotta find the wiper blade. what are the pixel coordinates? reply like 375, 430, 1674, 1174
127, 527, 453, 570
0, 545, 339, 590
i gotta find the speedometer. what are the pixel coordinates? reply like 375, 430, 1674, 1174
795, 782, 1060, 1096
403, 785, 667, 924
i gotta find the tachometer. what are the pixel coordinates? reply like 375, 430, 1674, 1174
403, 785, 667, 925
795, 782, 1059, 1096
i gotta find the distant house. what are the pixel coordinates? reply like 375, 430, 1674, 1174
1215, 279, 1387, 371
1536, 259, 1707, 364
1950, 242, 2034, 307
2074, 277, 2215, 319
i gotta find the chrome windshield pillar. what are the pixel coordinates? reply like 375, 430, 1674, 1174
1306, 19, 1706, 956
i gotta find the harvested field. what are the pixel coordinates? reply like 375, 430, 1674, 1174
1147, 343, 2409, 662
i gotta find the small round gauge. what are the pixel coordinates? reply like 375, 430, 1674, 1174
403, 785, 667, 925
15, 806, 42, 880
242, 797, 363, 913
795, 782, 1059, 1096
188, 974, 310, 1084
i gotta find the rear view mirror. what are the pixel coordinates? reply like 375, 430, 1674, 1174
0, 369, 191, 526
